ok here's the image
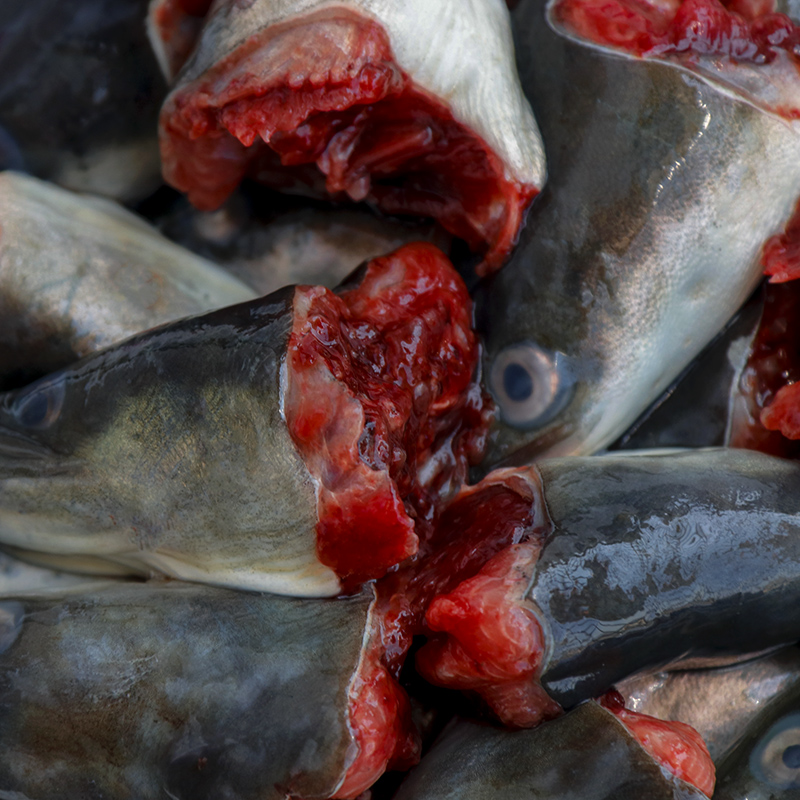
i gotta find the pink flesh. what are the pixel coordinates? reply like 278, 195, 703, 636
764, 195, 800, 284
159, 6, 535, 273
416, 542, 562, 728
600, 691, 716, 798
285, 242, 489, 590
335, 642, 420, 799
550, 0, 800, 118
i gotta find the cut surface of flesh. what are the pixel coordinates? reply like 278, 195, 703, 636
600, 690, 716, 798
727, 280, 800, 454
160, 5, 540, 272
550, 0, 800, 118
286, 242, 490, 590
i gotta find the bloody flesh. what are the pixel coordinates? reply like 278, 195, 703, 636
727, 280, 800, 454
335, 642, 420, 799
159, 7, 534, 272
599, 690, 716, 797
285, 242, 489, 589
551, 0, 800, 63
377, 471, 562, 728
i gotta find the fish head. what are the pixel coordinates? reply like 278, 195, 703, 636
0, 295, 296, 563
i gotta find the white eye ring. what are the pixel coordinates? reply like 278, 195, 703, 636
489, 343, 571, 428
751, 712, 800, 789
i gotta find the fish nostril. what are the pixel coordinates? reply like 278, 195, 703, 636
503, 363, 534, 402
783, 745, 800, 769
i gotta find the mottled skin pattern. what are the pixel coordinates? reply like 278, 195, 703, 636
0, 0, 166, 201
394, 702, 705, 800
0, 172, 256, 391
525, 449, 800, 706
477, 0, 800, 466
0, 289, 334, 596
715, 680, 800, 798
0, 582, 374, 800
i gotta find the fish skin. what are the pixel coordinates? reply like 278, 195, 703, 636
0, 289, 337, 596
618, 647, 800, 762
0, 172, 256, 390
393, 703, 706, 800
714, 675, 800, 798
527, 449, 800, 707
154, 188, 452, 298
476, 0, 800, 467
0, 0, 166, 202
610, 292, 764, 451
0, 581, 374, 800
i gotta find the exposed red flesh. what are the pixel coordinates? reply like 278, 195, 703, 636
764, 195, 800, 284
416, 541, 562, 728
159, 6, 534, 272
727, 280, 800, 456
335, 641, 420, 799
286, 242, 489, 589
553, 0, 800, 61
600, 691, 716, 798
375, 471, 542, 674
551, 0, 800, 119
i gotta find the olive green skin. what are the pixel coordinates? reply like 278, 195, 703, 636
476, 0, 800, 467
526, 449, 800, 707
0, 289, 336, 596
0, 0, 165, 201
0, 581, 374, 800
714, 681, 800, 799
394, 702, 706, 800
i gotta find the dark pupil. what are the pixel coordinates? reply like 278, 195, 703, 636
503, 363, 534, 402
782, 744, 800, 769
18, 391, 49, 428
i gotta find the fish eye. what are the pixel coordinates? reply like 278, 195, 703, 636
488, 343, 573, 428
12, 375, 66, 430
750, 711, 800, 789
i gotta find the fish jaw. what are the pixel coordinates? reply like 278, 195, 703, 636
159, 0, 545, 271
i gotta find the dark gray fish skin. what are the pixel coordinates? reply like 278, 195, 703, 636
618, 647, 800, 762
154, 188, 452, 297
714, 677, 800, 798
0, 172, 256, 391
528, 449, 800, 707
393, 702, 706, 800
611, 292, 764, 451
0, 289, 334, 596
0, 0, 166, 202
0, 581, 374, 800
475, 0, 800, 468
